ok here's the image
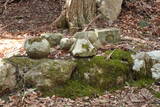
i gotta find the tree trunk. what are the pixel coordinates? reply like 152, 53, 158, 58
53, 0, 96, 33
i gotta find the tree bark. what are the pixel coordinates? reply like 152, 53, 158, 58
53, 0, 96, 33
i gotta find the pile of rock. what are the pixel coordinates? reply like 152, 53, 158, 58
1, 27, 160, 99
24, 28, 121, 58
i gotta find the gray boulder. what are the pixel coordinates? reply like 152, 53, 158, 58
95, 28, 121, 44
60, 38, 76, 50
71, 39, 97, 57
41, 33, 63, 46
24, 37, 50, 59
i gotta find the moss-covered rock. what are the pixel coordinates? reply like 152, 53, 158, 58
0, 59, 17, 94
1, 57, 76, 96
41, 33, 63, 47
73, 49, 133, 90
24, 37, 50, 59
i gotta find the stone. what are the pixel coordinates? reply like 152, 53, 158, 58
24, 59, 76, 91
73, 49, 133, 89
132, 50, 160, 79
71, 39, 97, 57
60, 38, 76, 50
98, 0, 123, 21
147, 50, 160, 62
41, 33, 63, 46
74, 31, 98, 44
0, 59, 17, 94
95, 28, 121, 44
0, 57, 76, 95
74, 31, 102, 49
151, 63, 160, 80
24, 37, 50, 59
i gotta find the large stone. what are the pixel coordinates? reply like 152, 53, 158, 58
60, 38, 76, 50
0, 59, 17, 94
24, 59, 76, 91
71, 39, 97, 57
99, 0, 123, 21
132, 50, 160, 79
24, 37, 50, 59
41, 33, 63, 46
95, 28, 121, 44
0, 57, 76, 95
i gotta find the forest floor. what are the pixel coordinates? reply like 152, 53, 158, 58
0, 0, 160, 106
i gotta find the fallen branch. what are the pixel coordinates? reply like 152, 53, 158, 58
105, 49, 116, 60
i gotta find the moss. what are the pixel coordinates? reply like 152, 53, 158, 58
73, 52, 132, 90
105, 49, 134, 64
82, 44, 90, 51
128, 78, 154, 88
52, 80, 102, 99
3, 56, 45, 68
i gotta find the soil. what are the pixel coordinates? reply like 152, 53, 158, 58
0, 0, 65, 38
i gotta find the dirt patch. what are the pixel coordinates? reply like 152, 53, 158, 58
0, 0, 64, 38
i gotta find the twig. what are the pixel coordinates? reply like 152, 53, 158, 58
4, 0, 10, 10
106, 49, 116, 60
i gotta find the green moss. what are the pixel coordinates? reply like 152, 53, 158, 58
73, 52, 133, 90
82, 44, 90, 50
105, 49, 134, 64
52, 80, 102, 99
3, 56, 45, 68
128, 78, 154, 88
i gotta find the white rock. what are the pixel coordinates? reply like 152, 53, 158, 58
132, 50, 160, 79
132, 59, 145, 72
151, 63, 160, 80
147, 50, 160, 62
71, 39, 97, 57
